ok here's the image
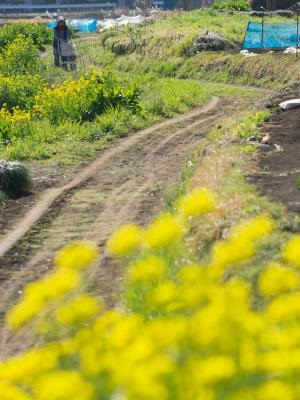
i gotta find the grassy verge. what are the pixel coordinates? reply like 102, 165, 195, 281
0, 76, 257, 165
62, 10, 299, 90
160, 108, 300, 301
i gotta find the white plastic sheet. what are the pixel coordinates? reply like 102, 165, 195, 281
98, 15, 144, 31
240, 49, 258, 57
283, 47, 297, 54
279, 99, 300, 110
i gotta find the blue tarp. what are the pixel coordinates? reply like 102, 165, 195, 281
47, 19, 98, 32
242, 21, 299, 49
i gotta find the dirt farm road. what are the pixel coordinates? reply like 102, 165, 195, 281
0, 95, 258, 357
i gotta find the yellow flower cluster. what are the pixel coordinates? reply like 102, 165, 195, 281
34, 75, 92, 125
2, 188, 300, 400
108, 188, 215, 257
0, 106, 31, 124
34, 69, 139, 125
0, 106, 31, 143
0, 73, 44, 112
6, 242, 98, 330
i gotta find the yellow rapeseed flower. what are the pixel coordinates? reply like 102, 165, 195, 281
266, 293, 300, 322
55, 295, 101, 326
187, 356, 236, 385
256, 381, 294, 400
211, 237, 255, 272
7, 268, 81, 329
229, 216, 274, 242
33, 371, 94, 400
148, 281, 177, 308
55, 242, 98, 269
0, 382, 32, 400
282, 235, 300, 268
6, 297, 44, 331
178, 187, 215, 218
127, 256, 166, 283
259, 263, 300, 297
107, 224, 143, 256
143, 214, 183, 249
260, 349, 300, 373
0, 346, 59, 384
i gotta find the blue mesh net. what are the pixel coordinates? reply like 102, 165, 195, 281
242, 21, 300, 49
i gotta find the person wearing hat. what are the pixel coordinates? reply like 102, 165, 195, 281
53, 16, 70, 66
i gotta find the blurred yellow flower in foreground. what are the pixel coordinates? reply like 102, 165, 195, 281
0, 382, 32, 400
128, 256, 166, 283
55, 295, 101, 326
33, 371, 94, 400
55, 242, 98, 269
282, 235, 300, 268
178, 187, 215, 218
3, 185, 300, 400
259, 263, 300, 297
6, 268, 81, 329
144, 214, 183, 249
107, 224, 143, 256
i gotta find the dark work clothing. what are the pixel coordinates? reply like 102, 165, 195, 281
53, 25, 70, 66
53, 26, 70, 50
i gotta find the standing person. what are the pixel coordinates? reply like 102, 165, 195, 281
53, 16, 70, 67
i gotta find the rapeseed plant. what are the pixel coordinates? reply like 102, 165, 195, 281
107, 224, 143, 256
0, 74, 44, 111
3, 188, 300, 399
35, 70, 141, 125
0, 106, 32, 144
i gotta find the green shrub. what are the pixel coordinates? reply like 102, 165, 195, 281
0, 22, 52, 51
0, 160, 32, 197
0, 35, 42, 76
212, 0, 250, 11
35, 70, 141, 125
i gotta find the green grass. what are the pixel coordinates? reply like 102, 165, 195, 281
0, 75, 257, 164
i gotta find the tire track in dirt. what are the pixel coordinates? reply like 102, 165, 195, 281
0, 96, 256, 357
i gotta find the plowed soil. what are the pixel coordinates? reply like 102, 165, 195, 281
255, 108, 300, 213
0, 95, 258, 357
